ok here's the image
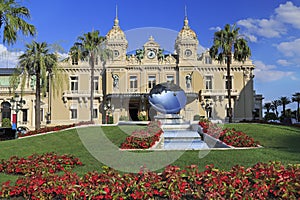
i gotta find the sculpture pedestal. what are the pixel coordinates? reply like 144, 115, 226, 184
153, 114, 209, 150
154, 114, 186, 125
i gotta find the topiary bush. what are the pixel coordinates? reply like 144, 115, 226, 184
1, 118, 12, 128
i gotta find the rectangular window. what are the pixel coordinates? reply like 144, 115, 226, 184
71, 57, 78, 65
205, 76, 213, 90
205, 56, 212, 64
225, 76, 232, 90
93, 108, 98, 118
70, 76, 78, 93
40, 109, 44, 122
94, 76, 99, 92
166, 75, 174, 84
70, 109, 77, 119
130, 75, 138, 89
148, 75, 156, 89
22, 109, 28, 122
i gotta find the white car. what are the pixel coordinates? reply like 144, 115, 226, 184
267, 120, 281, 123
16, 126, 29, 135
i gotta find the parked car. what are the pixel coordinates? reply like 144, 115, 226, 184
291, 118, 300, 125
267, 119, 281, 124
16, 126, 29, 135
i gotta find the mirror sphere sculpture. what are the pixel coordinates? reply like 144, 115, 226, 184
148, 82, 187, 114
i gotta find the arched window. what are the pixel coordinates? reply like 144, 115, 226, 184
1, 102, 11, 120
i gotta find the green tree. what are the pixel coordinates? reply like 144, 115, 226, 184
264, 102, 272, 114
279, 96, 291, 118
70, 30, 106, 122
0, 0, 36, 44
209, 24, 251, 123
292, 92, 300, 121
18, 41, 58, 130
271, 100, 281, 117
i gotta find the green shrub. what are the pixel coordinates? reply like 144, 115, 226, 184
1, 118, 12, 128
193, 114, 201, 121
264, 112, 277, 121
138, 112, 148, 121
119, 115, 129, 121
108, 116, 114, 124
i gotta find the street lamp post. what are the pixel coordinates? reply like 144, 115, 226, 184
103, 98, 114, 124
10, 94, 26, 134
201, 99, 213, 119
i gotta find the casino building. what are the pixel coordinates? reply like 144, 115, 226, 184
0, 14, 263, 130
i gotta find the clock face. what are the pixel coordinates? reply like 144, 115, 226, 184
113, 50, 120, 57
147, 50, 156, 59
185, 49, 192, 57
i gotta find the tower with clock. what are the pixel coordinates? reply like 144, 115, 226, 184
105, 8, 128, 63
175, 14, 199, 64
143, 36, 160, 62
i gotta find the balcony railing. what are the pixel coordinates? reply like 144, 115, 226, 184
62, 90, 103, 103
63, 90, 102, 97
201, 89, 238, 96
126, 88, 139, 93
0, 86, 11, 91
0, 86, 34, 94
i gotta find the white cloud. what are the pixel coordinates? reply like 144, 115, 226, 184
253, 60, 294, 82
276, 38, 300, 57
0, 44, 69, 67
275, 1, 300, 29
209, 26, 221, 32
276, 59, 292, 66
237, 1, 300, 40
58, 52, 69, 61
244, 33, 257, 43
0, 44, 23, 68
237, 18, 286, 38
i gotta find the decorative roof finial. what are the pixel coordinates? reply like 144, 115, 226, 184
184, 5, 189, 28
149, 35, 154, 41
114, 4, 119, 27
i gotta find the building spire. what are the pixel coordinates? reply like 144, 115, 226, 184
184, 5, 189, 28
114, 4, 119, 27
116, 4, 118, 19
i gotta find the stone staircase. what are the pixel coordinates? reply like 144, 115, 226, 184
163, 129, 209, 150
152, 114, 210, 150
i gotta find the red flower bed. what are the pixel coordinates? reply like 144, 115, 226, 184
0, 152, 82, 176
219, 128, 260, 147
19, 121, 94, 138
0, 161, 299, 199
120, 121, 163, 149
199, 121, 260, 147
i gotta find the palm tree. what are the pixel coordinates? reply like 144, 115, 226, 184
70, 30, 105, 122
271, 100, 281, 117
0, 0, 36, 44
292, 92, 300, 121
18, 41, 57, 130
279, 96, 291, 118
263, 102, 272, 114
209, 24, 251, 123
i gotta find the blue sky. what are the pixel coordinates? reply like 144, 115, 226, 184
0, 0, 300, 111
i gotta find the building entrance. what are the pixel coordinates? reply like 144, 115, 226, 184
129, 100, 139, 121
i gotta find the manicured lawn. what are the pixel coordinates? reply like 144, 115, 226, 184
0, 123, 299, 184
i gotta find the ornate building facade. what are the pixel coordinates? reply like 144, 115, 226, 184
0, 15, 264, 130
0, 68, 48, 129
